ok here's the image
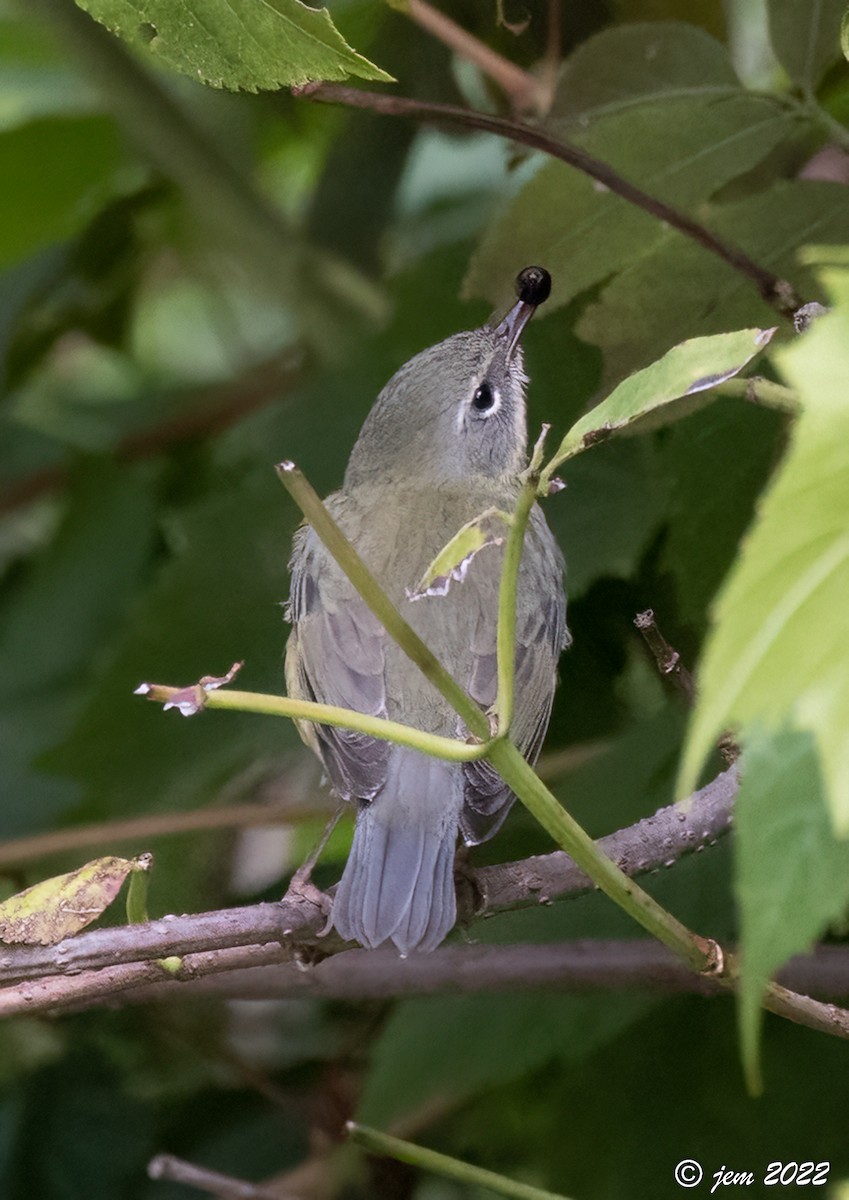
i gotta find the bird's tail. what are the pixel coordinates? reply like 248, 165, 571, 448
331, 750, 459, 955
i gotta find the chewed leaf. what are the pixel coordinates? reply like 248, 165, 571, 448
406, 508, 510, 601
0, 855, 150, 945
77, 0, 392, 92
545, 327, 775, 474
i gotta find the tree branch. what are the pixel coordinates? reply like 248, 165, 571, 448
472, 765, 738, 912
0, 766, 736, 1000
132, 942, 849, 1004
297, 85, 801, 318
0, 800, 327, 871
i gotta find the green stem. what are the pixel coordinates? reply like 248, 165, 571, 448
26, 0, 384, 324
143, 684, 491, 763
486, 740, 713, 972
800, 91, 849, 154
125, 861, 151, 925
276, 462, 489, 740
494, 450, 545, 733
714, 376, 801, 412
348, 1124, 572, 1200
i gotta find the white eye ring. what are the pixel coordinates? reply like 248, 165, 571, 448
469, 380, 501, 418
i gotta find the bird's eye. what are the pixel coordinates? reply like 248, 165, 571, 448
471, 381, 496, 412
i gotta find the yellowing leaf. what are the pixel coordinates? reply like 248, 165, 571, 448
406, 508, 510, 601
0, 855, 149, 945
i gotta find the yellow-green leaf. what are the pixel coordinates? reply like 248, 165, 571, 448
544, 327, 774, 477
734, 728, 849, 1094
679, 259, 849, 830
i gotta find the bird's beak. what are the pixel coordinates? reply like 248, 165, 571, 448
494, 297, 537, 360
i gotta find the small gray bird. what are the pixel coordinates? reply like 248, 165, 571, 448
285, 267, 568, 954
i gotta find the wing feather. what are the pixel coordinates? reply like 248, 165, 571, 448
286, 525, 390, 802
460, 513, 566, 844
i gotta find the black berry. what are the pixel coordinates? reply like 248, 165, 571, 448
516, 266, 551, 307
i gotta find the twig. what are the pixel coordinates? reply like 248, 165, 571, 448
0, 800, 328, 870
714, 376, 801, 412
495, 461, 542, 733
634, 610, 740, 766
472, 765, 738, 911
0, 742, 603, 870
0, 767, 736, 993
405, 0, 541, 113
14, 936, 849, 1014
137, 681, 491, 763
298, 85, 801, 318
486, 738, 714, 971
148, 1153, 290, 1200
633, 609, 696, 704
119, 942, 849, 1005
347, 1122, 570, 1200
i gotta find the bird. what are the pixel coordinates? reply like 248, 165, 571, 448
285, 266, 568, 954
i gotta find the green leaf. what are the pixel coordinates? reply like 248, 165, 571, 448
766, 0, 848, 89
544, 327, 774, 473
547, 438, 667, 599
0, 15, 98, 131
735, 728, 849, 1092
679, 272, 849, 829
76, 0, 393, 90
659, 398, 785, 627
465, 91, 797, 314
548, 21, 740, 126
348, 1124, 570, 1200
42, 470, 299, 824
357, 991, 655, 1129
842, 6, 849, 61
0, 117, 128, 270
0, 461, 159, 838
578, 180, 849, 386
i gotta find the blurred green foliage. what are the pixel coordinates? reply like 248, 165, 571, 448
1, 0, 849, 1196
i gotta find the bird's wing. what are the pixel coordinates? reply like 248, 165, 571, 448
460, 517, 566, 844
286, 525, 390, 802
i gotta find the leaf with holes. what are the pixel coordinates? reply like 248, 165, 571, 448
77, 0, 392, 90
